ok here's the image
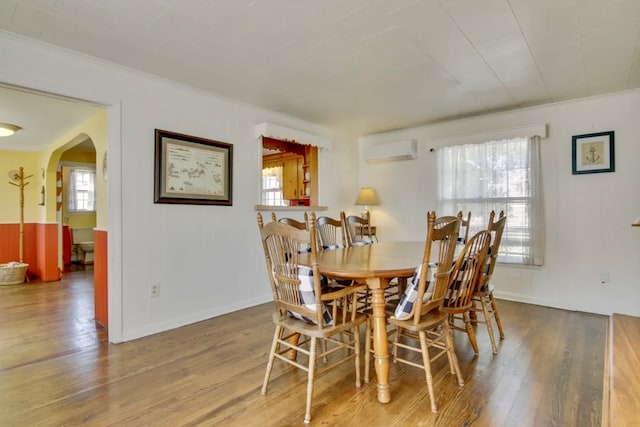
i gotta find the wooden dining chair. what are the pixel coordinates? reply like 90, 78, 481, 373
442, 229, 492, 355
257, 212, 368, 424
272, 211, 309, 230
316, 215, 346, 249
342, 211, 399, 309
376, 212, 461, 413
471, 210, 507, 354
435, 211, 471, 242
458, 210, 471, 244
343, 212, 374, 247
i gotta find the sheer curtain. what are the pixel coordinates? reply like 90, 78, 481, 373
86, 171, 96, 210
67, 169, 78, 211
437, 136, 544, 266
67, 168, 96, 212
262, 165, 285, 206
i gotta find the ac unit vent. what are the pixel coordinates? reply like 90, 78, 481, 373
364, 140, 417, 163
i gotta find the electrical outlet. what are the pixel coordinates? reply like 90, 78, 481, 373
150, 282, 160, 297
600, 272, 610, 285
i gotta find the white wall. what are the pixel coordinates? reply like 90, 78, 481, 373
4, 30, 637, 342
0, 32, 358, 342
360, 90, 640, 317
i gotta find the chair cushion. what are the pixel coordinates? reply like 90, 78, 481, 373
322, 243, 343, 250
288, 266, 333, 326
351, 237, 374, 246
393, 264, 436, 321
479, 282, 495, 293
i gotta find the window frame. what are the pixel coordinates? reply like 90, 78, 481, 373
261, 163, 286, 207
67, 165, 97, 213
437, 136, 543, 266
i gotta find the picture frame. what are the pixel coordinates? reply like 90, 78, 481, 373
154, 129, 233, 205
571, 131, 615, 175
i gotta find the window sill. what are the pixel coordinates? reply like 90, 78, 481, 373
254, 205, 328, 212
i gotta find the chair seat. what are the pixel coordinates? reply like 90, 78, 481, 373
273, 310, 367, 338
387, 309, 448, 332
479, 282, 495, 294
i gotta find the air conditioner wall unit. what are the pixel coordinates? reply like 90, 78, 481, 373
364, 139, 417, 163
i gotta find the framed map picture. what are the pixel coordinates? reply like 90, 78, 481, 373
154, 129, 233, 205
572, 131, 615, 175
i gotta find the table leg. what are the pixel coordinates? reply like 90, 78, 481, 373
368, 282, 391, 404
287, 333, 300, 360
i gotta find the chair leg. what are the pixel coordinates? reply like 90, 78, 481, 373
469, 299, 478, 322
441, 324, 455, 374
418, 330, 437, 413
354, 322, 363, 388
397, 277, 407, 295
393, 326, 401, 362
463, 312, 479, 355
442, 321, 464, 387
490, 293, 505, 339
304, 337, 318, 424
262, 325, 282, 395
364, 320, 371, 383
480, 296, 498, 354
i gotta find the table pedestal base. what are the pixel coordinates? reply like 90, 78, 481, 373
369, 283, 391, 403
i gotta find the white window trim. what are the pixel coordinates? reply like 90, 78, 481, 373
436, 135, 545, 266
66, 163, 97, 213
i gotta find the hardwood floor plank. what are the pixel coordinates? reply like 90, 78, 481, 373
0, 270, 606, 426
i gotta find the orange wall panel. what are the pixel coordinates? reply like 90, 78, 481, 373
0, 223, 40, 279
94, 229, 108, 328
36, 223, 60, 282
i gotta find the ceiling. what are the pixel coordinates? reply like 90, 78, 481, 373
1, 0, 639, 151
0, 85, 102, 152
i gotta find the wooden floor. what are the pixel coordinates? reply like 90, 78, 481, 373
0, 269, 606, 426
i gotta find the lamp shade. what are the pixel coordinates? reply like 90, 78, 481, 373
354, 188, 380, 206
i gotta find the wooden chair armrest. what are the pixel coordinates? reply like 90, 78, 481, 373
320, 284, 367, 301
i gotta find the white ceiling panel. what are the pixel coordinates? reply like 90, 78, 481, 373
512, 1, 579, 39
441, 0, 521, 43
93, 0, 169, 25
18, 0, 56, 12
0, 86, 102, 152
1, 0, 640, 145
10, 3, 76, 41
52, 0, 121, 33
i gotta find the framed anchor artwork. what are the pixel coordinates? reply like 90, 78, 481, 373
572, 131, 615, 175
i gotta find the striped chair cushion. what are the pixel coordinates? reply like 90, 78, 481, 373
322, 243, 343, 250
393, 263, 436, 321
351, 237, 374, 246
288, 266, 333, 326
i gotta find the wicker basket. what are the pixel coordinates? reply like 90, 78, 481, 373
0, 263, 29, 285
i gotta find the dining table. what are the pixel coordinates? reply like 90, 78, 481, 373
307, 241, 427, 404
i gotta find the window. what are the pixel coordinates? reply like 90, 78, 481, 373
437, 136, 544, 266
261, 136, 318, 207
262, 165, 286, 206
68, 167, 96, 212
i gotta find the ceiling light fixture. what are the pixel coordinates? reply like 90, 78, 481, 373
0, 123, 21, 137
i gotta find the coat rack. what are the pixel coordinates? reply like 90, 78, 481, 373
8, 167, 32, 263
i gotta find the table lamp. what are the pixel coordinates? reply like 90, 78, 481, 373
354, 187, 380, 219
